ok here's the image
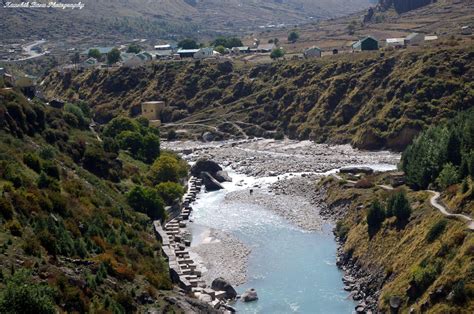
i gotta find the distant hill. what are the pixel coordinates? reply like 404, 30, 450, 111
378, 0, 435, 14
0, 0, 371, 40
43, 46, 474, 151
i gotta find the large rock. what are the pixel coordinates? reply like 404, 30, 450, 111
202, 172, 224, 191
191, 159, 222, 177
214, 170, 232, 183
241, 288, 258, 302
339, 166, 374, 175
211, 277, 237, 299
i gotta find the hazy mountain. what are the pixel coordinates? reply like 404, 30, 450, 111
0, 0, 371, 40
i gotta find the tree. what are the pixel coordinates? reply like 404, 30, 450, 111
126, 186, 165, 220
270, 48, 284, 60
211, 37, 242, 48
388, 191, 412, 226
0, 270, 56, 314
107, 48, 121, 65
367, 199, 385, 236
117, 131, 143, 156
141, 133, 160, 164
215, 45, 226, 54
126, 44, 141, 54
178, 39, 198, 49
288, 31, 299, 43
103, 117, 138, 137
87, 48, 101, 60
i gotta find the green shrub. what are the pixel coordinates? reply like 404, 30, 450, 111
387, 191, 411, 226
411, 264, 438, 293
335, 221, 350, 241
148, 155, 181, 184
127, 186, 165, 220
436, 163, 459, 189
7, 219, 22, 236
0, 269, 56, 314
452, 280, 467, 304
156, 182, 185, 205
23, 153, 42, 172
426, 219, 447, 243
367, 199, 385, 236
0, 196, 14, 220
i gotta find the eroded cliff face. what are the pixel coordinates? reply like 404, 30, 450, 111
378, 0, 436, 13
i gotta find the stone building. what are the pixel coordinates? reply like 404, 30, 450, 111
141, 101, 165, 120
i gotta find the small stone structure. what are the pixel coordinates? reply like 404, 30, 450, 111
141, 100, 165, 121
153, 176, 237, 310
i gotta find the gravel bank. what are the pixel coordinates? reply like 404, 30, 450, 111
189, 229, 250, 287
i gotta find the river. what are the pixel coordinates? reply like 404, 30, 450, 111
163, 139, 400, 313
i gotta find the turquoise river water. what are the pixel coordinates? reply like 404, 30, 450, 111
189, 169, 363, 314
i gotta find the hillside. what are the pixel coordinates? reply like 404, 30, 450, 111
323, 173, 473, 313
43, 45, 474, 151
0, 85, 210, 312
0, 0, 371, 41
321, 109, 474, 312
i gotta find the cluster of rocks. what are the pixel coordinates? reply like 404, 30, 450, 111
163, 138, 400, 178
336, 250, 383, 313
190, 159, 232, 191
155, 176, 256, 312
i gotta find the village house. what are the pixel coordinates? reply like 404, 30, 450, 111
177, 49, 200, 58
352, 36, 379, 51
304, 46, 322, 58
141, 101, 166, 121
231, 46, 250, 54
385, 38, 406, 49
122, 52, 153, 68
254, 43, 275, 53
194, 47, 216, 59
405, 33, 424, 46
79, 57, 99, 69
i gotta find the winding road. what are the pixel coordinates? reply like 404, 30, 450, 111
332, 173, 474, 231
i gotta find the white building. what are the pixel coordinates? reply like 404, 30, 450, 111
386, 38, 406, 48
405, 33, 424, 46
424, 35, 439, 42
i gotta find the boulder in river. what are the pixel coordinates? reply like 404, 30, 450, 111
211, 277, 237, 299
214, 170, 232, 183
241, 288, 258, 302
339, 166, 374, 175
191, 159, 222, 177
202, 172, 224, 191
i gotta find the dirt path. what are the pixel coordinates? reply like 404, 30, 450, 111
428, 190, 474, 231
332, 173, 474, 231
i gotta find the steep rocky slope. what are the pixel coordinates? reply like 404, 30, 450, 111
322, 173, 473, 313
0, 86, 210, 312
43, 46, 474, 151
